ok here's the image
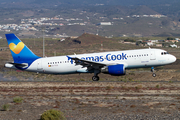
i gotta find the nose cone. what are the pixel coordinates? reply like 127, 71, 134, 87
170, 55, 176, 63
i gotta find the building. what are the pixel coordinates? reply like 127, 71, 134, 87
156, 44, 162, 47
147, 42, 154, 46
170, 44, 177, 48
97, 22, 112, 25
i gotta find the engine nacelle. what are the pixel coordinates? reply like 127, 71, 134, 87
101, 64, 125, 76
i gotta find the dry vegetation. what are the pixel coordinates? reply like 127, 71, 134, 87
0, 33, 180, 119
0, 82, 180, 119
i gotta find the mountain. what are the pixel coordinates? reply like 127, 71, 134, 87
0, 0, 179, 7
76, 33, 109, 45
0, 0, 180, 37
129, 5, 158, 15
65, 33, 112, 46
0, 0, 179, 17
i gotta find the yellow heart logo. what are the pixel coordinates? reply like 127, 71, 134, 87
9, 42, 25, 54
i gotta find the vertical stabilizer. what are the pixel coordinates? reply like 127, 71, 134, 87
5, 33, 40, 65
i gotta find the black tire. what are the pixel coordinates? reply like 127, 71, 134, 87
152, 73, 156, 77
92, 76, 99, 81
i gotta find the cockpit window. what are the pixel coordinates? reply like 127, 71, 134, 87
161, 52, 169, 55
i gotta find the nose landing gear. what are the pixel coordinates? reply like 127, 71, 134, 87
151, 67, 156, 77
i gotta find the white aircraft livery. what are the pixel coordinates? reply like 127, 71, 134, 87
5, 33, 176, 81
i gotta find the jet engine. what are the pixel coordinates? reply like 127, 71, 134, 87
101, 64, 125, 76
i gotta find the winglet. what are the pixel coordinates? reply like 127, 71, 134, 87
67, 56, 74, 64
67, 56, 72, 60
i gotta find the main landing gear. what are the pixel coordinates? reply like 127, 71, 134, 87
92, 69, 100, 81
92, 76, 99, 81
151, 67, 156, 77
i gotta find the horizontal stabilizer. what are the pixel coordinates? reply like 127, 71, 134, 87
5, 62, 28, 69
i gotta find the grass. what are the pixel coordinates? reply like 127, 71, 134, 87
168, 81, 173, 83
40, 109, 66, 120
13, 96, 23, 103
106, 85, 114, 90
156, 84, 160, 89
135, 85, 143, 90
1, 104, 10, 111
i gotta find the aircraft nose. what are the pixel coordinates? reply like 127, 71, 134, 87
171, 55, 176, 63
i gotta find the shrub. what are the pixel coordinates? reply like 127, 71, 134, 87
13, 96, 23, 103
2, 104, 10, 111
40, 109, 66, 120
106, 86, 113, 90
135, 85, 143, 90
156, 85, 160, 89
130, 105, 136, 108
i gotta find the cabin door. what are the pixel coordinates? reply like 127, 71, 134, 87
37, 59, 42, 70
150, 51, 156, 60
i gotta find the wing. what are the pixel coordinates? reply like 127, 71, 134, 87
67, 56, 106, 71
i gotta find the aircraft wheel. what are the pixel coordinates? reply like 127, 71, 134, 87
92, 76, 99, 81
152, 73, 156, 77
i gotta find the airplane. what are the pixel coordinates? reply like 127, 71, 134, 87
4, 33, 176, 81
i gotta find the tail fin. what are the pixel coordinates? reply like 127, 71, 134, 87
5, 33, 40, 65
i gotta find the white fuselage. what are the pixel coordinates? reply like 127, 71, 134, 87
19, 48, 176, 74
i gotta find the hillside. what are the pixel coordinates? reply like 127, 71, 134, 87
73, 33, 111, 45
0, 1, 180, 37
0, 0, 179, 7
63, 33, 114, 49
129, 5, 158, 15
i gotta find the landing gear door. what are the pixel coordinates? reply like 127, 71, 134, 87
150, 51, 156, 60
37, 59, 43, 70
